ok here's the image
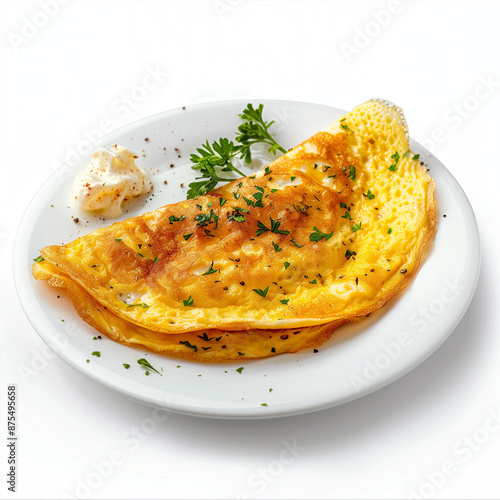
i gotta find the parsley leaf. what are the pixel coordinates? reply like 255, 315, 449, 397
310, 226, 333, 242
257, 217, 289, 236
348, 166, 356, 181
345, 249, 356, 260
183, 295, 194, 307
169, 215, 185, 224
194, 209, 219, 228
179, 341, 198, 352
227, 210, 246, 223
137, 358, 162, 374
389, 151, 400, 171
253, 286, 269, 298
202, 261, 218, 276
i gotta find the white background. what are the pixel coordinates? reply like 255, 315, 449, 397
1, 1, 500, 499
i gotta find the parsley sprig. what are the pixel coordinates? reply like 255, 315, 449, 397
235, 104, 287, 162
187, 104, 286, 199
187, 138, 246, 198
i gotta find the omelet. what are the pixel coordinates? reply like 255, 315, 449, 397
32, 99, 436, 360
33, 259, 347, 360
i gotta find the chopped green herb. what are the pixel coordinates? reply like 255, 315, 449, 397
261, 403, 268, 407
387, 228, 392, 234
310, 226, 333, 242
256, 217, 290, 236
284, 262, 291, 269
137, 358, 162, 375
348, 166, 356, 181
341, 123, 353, 132
194, 209, 219, 228
253, 286, 269, 298
364, 190, 375, 200
236, 367, 244, 374
169, 215, 186, 224
341, 211, 352, 220
290, 239, 303, 248
183, 295, 194, 307
183, 233, 193, 241
280, 299, 289, 304
345, 249, 357, 260
92, 351, 100, 357
272, 241, 282, 252
33, 256, 44, 262
309, 279, 317, 284
123, 363, 130, 369
351, 222, 362, 232
126, 302, 149, 309
294, 203, 310, 216
243, 196, 255, 207
227, 210, 246, 223
179, 341, 198, 352
413, 154, 420, 161
219, 197, 227, 207
115, 238, 122, 242
202, 261, 218, 276
389, 151, 400, 171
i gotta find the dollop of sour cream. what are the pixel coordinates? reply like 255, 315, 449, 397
71, 145, 152, 218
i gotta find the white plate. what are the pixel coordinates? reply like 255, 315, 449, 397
14, 99, 480, 419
